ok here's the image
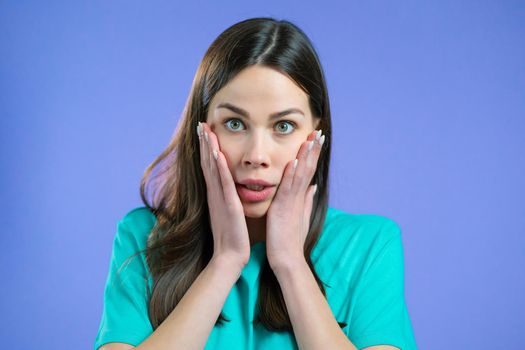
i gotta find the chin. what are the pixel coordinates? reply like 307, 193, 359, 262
242, 202, 270, 218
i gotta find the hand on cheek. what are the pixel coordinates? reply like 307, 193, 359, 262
265, 129, 325, 272
197, 121, 251, 266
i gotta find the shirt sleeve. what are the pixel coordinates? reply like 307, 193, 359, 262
94, 216, 154, 350
346, 221, 418, 350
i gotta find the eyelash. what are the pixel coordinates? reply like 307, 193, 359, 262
223, 118, 297, 135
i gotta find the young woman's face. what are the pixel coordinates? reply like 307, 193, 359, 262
206, 65, 320, 218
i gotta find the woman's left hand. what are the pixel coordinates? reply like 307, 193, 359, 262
266, 129, 325, 272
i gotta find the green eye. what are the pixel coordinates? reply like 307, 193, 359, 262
276, 121, 293, 134
224, 118, 296, 135
225, 119, 243, 131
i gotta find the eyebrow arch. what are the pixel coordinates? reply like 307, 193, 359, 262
216, 102, 304, 119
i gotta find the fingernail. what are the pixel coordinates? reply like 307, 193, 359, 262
313, 184, 318, 194
204, 132, 209, 143
308, 140, 314, 152
315, 129, 322, 142
293, 158, 298, 169
213, 149, 218, 160
319, 134, 325, 146
197, 122, 202, 137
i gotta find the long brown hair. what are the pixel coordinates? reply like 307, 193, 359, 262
125, 17, 345, 332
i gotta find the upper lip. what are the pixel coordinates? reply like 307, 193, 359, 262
237, 178, 275, 187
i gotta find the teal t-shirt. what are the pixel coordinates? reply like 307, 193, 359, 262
94, 206, 418, 350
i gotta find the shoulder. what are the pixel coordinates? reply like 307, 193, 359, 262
114, 206, 157, 252
119, 206, 157, 231
312, 207, 402, 269
324, 206, 402, 244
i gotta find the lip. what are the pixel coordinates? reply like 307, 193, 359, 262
237, 178, 275, 187
235, 183, 275, 202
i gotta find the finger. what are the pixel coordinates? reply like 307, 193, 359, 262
278, 157, 297, 194
308, 129, 324, 169
214, 148, 240, 206
198, 121, 212, 191
306, 130, 324, 187
201, 122, 225, 200
302, 184, 317, 241
292, 130, 320, 191
206, 125, 242, 208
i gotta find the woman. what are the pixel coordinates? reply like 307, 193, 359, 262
94, 17, 418, 350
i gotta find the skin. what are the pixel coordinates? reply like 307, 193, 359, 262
204, 65, 321, 248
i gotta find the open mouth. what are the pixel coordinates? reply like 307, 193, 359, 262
235, 183, 275, 202
239, 184, 267, 191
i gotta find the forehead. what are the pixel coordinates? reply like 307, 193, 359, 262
210, 66, 310, 113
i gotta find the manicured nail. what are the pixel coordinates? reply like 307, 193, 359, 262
204, 132, 209, 143
293, 158, 298, 169
213, 149, 218, 160
315, 129, 322, 142
197, 122, 201, 138
319, 135, 325, 146
308, 140, 314, 152
313, 184, 318, 194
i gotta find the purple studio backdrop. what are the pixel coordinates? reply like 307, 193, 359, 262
1, 1, 524, 349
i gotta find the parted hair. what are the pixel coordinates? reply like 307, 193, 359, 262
123, 17, 346, 332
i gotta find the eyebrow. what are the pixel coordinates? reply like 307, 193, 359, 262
216, 102, 305, 119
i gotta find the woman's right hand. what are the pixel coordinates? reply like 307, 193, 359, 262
197, 121, 251, 270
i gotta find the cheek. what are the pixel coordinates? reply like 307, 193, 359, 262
277, 146, 301, 177
286, 142, 302, 162
214, 132, 229, 153
216, 139, 237, 167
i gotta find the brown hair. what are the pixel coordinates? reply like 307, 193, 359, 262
126, 17, 345, 332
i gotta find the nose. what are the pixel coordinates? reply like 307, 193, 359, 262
241, 130, 270, 168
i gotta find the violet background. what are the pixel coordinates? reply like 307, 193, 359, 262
1, 1, 524, 349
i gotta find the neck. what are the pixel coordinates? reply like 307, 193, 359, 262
245, 215, 266, 246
